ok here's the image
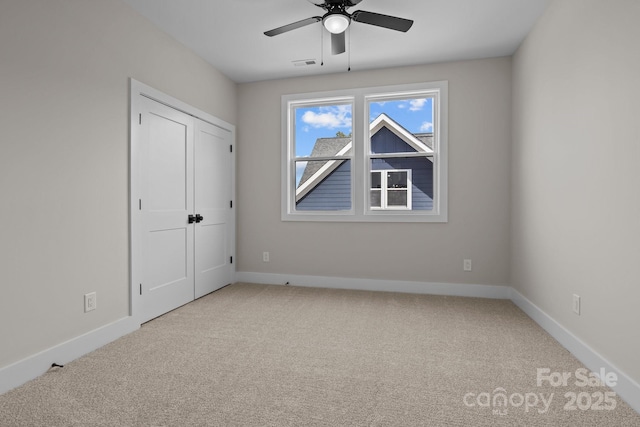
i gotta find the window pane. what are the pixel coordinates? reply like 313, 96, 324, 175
387, 171, 407, 188
387, 190, 408, 207
294, 104, 352, 158
371, 171, 381, 188
293, 102, 353, 212
369, 97, 434, 155
370, 190, 381, 207
368, 95, 434, 211
296, 160, 351, 211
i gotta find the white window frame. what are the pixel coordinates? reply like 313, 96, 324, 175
281, 81, 448, 223
370, 169, 412, 210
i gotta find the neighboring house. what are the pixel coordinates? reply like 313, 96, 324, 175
296, 114, 434, 211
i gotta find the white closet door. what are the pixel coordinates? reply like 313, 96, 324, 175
139, 98, 195, 323
194, 120, 233, 298
131, 80, 236, 324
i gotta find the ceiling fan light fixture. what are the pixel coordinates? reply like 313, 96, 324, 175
323, 13, 350, 34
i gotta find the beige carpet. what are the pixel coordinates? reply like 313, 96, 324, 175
0, 283, 638, 426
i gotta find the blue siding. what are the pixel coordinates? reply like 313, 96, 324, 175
371, 157, 433, 210
371, 127, 433, 210
371, 127, 417, 154
296, 160, 351, 211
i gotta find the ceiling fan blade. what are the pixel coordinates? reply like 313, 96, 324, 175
351, 10, 414, 32
264, 16, 322, 37
331, 32, 346, 55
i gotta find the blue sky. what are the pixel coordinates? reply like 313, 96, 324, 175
295, 97, 434, 158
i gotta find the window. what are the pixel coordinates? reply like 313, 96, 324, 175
282, 81, 447, 222
371, 170, 412, 210
293, 101, 353, 211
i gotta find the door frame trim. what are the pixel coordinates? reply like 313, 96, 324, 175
129, 79, 236, 322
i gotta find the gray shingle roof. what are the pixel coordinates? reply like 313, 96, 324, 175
415, 133, 434, 150
297, 137, 352, 189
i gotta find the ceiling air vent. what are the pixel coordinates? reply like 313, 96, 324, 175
292, 59, 317, 67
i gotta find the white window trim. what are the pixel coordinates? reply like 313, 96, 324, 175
281, 81, 448, 223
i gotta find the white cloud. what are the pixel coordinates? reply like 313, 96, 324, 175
301, 105, 352, 129
409, 98, 427, 111
420, 121, 434, 132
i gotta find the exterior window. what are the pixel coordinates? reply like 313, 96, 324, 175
371, 170, 411, 209
282, 81, 447, 222
292, 101, 353, 211
367, 96, 435, 212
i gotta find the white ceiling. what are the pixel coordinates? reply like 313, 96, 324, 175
122, 0, 550, 83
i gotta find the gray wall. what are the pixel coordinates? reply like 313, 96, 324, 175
237, 57, 512, 285
512, 0, 640, 384
0, 0, 237, 369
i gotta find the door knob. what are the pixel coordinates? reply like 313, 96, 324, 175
195, 214, 204, 223
188, 214, 196, 224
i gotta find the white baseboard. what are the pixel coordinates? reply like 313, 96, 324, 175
0, 316, 139, 395
235, 272, 511, 299
510, 288, 640, 415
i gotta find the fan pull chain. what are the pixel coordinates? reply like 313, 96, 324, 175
347, 26, 351, 72
320, 24, 324, 66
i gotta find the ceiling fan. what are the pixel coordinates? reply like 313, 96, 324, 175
264, 0, 414, 55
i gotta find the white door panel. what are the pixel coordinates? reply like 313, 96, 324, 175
147, 113, 189, 211
194, 121, 232, 298
140, 99, 194, 323
147, 229, 189, 291
195, 223, 227, 294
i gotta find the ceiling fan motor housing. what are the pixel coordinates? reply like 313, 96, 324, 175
309, 0, 363, 8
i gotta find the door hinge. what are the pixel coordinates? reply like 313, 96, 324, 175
230, 256, 233, 264
230, 200, 233, 208
139, 284, 142, 295
139, 113, 142, 125
139, 199, 142, 210
230, 145, 232, 153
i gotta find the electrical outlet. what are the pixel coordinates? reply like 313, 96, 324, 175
84, 292, 97, 313
263, 251, 270, 262
572, 294, 581, 315
463, 259, 472, 271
